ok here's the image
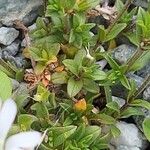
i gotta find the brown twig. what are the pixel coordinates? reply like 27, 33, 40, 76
13, 20, 36, 68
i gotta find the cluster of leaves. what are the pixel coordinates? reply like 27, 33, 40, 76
0, 0, 150, 149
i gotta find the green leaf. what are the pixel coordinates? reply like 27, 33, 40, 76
105, 23, 127, 42
91, 114, 116, 124
0, 71, 12, 101
63, 59, 80, 76
31, 103, 49, 120
18, 114, 38, 130
103, 53, 120, 70
115, 0, 124, 12
34, 63, 46, 75
70, 124, 86, 141
106, 101, 120, 112
50, 126, 77, 147
80, 126, 101, 145
129, 51, 150, 71
51, 71, 68, 84
34, 85, 50, 102
36, 17, 47, 30
60, 0, 76, 10
130, 99, 150, 110
110, 125, 121, 138
142, 117, 150, 142
120, 107, 144, 118
77, 0, 100, 11
67, 77, 83, 97
120, 75, 131, 90
91, 70, 107, 81
83, 78, 99, 93
127, 79, 137, 101
98, 25, 106, 43
125, 32, 139, 46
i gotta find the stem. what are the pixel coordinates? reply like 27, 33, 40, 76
125, 47, 143, 72
131, 75, 150, 100
107, 0, 133, 34
93, 0, 133, 51
104, 86, 112, 103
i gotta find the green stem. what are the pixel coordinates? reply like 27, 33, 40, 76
107, 0, 133, 34
104, 86, 112, 103
125, 47, 143, 72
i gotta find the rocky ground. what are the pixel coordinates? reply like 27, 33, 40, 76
0, 0, 150, 150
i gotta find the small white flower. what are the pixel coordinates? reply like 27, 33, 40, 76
85, 47, 94, 61
0, 99, 42, 150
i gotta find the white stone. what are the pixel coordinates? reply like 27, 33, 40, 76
111, 121, 143, 148
0, 27, 19, 45
143, 86, 150, 101
116, 145, 140, 150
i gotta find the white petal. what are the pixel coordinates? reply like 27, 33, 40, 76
0, 99, 17, 141
5, 131, 42, 150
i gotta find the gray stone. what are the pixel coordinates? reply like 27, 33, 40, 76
11, 79, 20, 90
2, 40, 20, 56
134, 109, 150, 131
111, 121, 147, 149
0, 0, 43, 26
127, 73, 144, 88
113, 44, 136, 64
112, 74, 144, 99
2, 54, 28, 69
143, 86, 150, 101
0, 27, 19, 45
28, 23, 37, 31
133, 0, 148, 8
136, 62, 150, 78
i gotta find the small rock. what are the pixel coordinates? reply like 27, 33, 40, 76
113, 44, 136, 64
127, 73, 144, 88
0, 27, 19, 45
2, 40, 20, 56
112, 96, 125, 108
28, 23, 37, 31
143, 86, 150, 101
112, 74, 144, 99
96, 59, 107, 70
111, 121, 146, 149
136, 62, 150, 78
133, 0, 148, 8
11, 79, 20, 90
0, 0, 43, 26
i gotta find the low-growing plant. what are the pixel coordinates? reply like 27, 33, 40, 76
0, 0, 150, 150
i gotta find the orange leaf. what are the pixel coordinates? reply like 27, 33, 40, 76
55, 66, 64, 72
74, 98, 87, 111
